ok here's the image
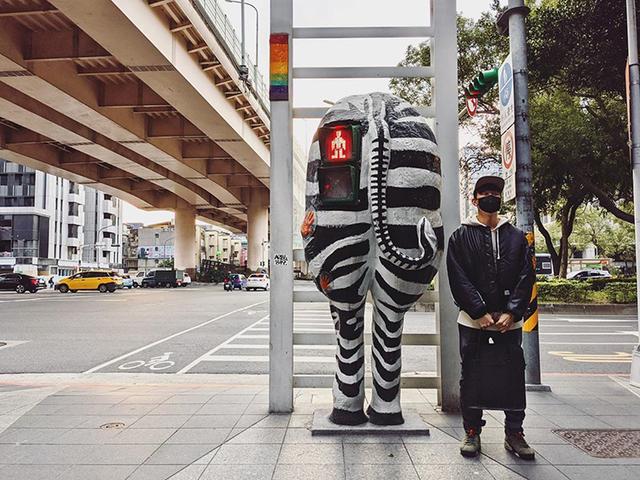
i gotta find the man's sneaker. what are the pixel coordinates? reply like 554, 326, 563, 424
504, 431, 535, 460
460, 428, 481, 457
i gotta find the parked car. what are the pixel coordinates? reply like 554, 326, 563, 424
120, 274, 134, 289
131, 271, 145, 288
141, 269, 184, 288
567, 269, 612, 281
181, 273, 191, 287
55, 271, 122, 293
224, 274, 247, 291
0, 273, 41, 294
36, 276, 48, 289
246, 274, 270, 291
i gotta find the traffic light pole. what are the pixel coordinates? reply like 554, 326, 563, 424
500, 0, 548, 389
626, 0, 640, 388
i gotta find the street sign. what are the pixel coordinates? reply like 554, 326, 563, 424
501, 124, 516, 202
499, 54, 515, 133
466, 96, 478, 117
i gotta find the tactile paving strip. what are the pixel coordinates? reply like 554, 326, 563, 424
553, 429, 640, 458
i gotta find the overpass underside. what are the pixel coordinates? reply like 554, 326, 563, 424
0, 0, 271, 239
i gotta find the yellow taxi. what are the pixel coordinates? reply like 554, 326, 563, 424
55, 270, 123, 293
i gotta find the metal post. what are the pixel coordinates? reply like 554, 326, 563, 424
269, 0, 294, 413
505, 0, 547, 388
433, 0, 461, 412
626, 0, 640, 387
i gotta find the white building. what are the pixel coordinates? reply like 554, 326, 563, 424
0, 160, 123, 276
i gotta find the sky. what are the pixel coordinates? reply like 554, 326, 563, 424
122, 0, 494, 224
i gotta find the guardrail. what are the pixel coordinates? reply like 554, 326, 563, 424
192, 0, 269, 110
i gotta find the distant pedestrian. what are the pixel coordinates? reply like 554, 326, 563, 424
48, 276, 54, 289
447, 175, 536, 460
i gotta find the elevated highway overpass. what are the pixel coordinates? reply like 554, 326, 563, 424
0, 0, 275, 272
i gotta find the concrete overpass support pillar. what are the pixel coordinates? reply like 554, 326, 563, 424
175, 208, 196, 278
247, 190, 269, 272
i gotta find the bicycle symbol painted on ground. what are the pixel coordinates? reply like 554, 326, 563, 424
118, 352, 175, 371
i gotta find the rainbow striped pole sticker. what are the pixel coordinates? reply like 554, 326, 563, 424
270, 33, 289, 101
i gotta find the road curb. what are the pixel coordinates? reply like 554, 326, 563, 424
539, 303, 637, 315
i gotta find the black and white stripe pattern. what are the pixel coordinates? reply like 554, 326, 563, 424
303, 93, 443, 425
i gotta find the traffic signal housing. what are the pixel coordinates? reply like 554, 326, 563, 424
465, 68, 499, 98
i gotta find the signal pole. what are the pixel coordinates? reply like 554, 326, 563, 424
626, 0, 640, 388
498, 0, 548, 389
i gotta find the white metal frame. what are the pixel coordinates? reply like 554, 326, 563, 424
269, 0, 459, 413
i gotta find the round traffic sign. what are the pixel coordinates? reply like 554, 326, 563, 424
466, 96, 478, 117
502, 128, 515, 169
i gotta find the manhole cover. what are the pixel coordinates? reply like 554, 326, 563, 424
554, 429, 640, 458
100, 422, 125, 429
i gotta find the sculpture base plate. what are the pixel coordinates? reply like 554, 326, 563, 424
311, 409, 430, 436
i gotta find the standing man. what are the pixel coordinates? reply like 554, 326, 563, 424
447, 174, 536, 459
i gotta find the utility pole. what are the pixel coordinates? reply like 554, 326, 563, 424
626, 0, 640, 388
498, 0, 548, 389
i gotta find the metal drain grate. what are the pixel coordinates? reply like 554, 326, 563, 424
100, 422, 125, 429
554, 429, 640, 458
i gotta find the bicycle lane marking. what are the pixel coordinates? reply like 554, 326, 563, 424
84, 301, 267, 373
176, 314, 269, 374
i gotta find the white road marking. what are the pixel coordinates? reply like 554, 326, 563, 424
198, 355, 334, 363
0, 340, 30, 350
176, 315, 269, 374
219, 344, 336, 350
84, 301, 267, 374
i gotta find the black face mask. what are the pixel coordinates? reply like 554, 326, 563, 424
477, 195, 501, 213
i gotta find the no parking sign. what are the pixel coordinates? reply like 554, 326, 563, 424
499, 54, 516, 202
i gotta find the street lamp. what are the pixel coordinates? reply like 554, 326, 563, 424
225, 0, 259, 77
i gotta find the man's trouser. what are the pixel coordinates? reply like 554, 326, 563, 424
458, 324, 525, 433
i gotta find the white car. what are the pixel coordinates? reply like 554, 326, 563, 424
182, 272, 192, 287
246, 274, 270, 291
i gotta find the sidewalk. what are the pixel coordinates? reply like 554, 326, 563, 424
1, 373, 639, 480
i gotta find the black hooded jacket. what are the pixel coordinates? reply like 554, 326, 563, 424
446, 217, 535, 322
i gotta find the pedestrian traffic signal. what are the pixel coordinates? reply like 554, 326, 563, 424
465, 68, 499, 98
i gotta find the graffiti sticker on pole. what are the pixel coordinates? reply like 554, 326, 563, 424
499, 54, 515, 134
502, 124, 516, 202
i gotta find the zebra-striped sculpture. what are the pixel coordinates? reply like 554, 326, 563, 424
302, 93, 443, 426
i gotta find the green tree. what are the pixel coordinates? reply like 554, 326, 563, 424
158, 258, 174, 269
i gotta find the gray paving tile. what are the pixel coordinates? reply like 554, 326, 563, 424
76, 416, 142, 429
164, 394, 215, 404
520, 444, 602, 466
345, 463, 418, 480
54, 427, 122, 444
130, 415, 191, 429
84, 444, 158, 465
149, 403, 203, 415
596, 415, 640, 428
227, 427, 286, 444
106, 404, 158, 416
272, 464, 345, 480
0, 464, 70, 480
9, 415, 89, 429
558, 465, 639, 480
529, 404, 587, 416
545, 415, 613, 429
125, 464, 185, 480
402, 427, 459, 444
182, 414, 241, 428
405, 443, 482, 465
170, 465, 211, 480
144, 444, 216, 465
283, 428, 342, 444
508, 465, 570, 480
479, 442, 549, 466
62, 465, 136, 480
277, 444, 344, 464
483, 464, 528, 479
200, 463, 276, 480
0, 428, 69, 444
121, 395, 171, 405
234, 414, 271, 429
10, 444, 98, 465
166, 428, 230, 445
197, 403, 248, 415
207, 395, 255, 405
414, 464, 495, 480
286, 414, 311, 428
341, 434, 404, 444
111, 427, 176, 444
343, 443, 411, 464
244, 403, 270, 414
252, 414, 291, 428
210, 443, 281, 464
